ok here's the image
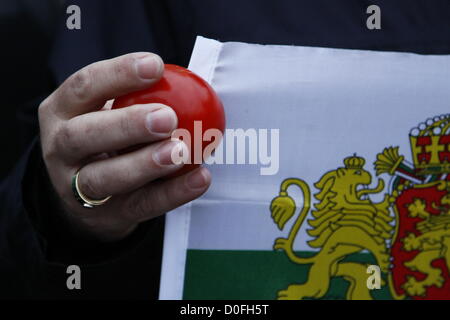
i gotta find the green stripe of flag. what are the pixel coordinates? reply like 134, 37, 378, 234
183, 250, 393, 300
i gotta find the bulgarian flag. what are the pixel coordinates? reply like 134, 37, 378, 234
159, 37, 450, 300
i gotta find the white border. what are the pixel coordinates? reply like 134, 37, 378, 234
158, 36, 223, 300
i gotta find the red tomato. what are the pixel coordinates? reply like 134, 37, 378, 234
112, 64, 226, 176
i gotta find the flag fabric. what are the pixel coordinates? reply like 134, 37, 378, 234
159, 36, 450, 300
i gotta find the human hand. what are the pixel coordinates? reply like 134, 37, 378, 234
38, 53, 211, 242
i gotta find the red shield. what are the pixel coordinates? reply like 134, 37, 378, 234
390, 178, 450, 300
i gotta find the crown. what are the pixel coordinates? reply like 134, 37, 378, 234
409, 114, 450, 175
344, 154, 365, 169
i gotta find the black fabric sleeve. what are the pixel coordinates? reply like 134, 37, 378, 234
0, 138, 165, 299
0, 138, 46, 298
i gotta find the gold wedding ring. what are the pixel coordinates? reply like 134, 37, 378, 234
72, 170, 112, 208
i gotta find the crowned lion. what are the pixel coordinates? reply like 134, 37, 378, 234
270, 155, 394, 300
401, 189, 450, 297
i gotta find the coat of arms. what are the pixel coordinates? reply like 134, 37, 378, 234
270, 114, 450, 299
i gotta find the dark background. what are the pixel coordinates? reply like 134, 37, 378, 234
0, 0, 60, 179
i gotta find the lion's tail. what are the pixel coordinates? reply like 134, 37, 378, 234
271, 178, 316, 264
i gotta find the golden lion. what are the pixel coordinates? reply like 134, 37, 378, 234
270, 155, 393, 300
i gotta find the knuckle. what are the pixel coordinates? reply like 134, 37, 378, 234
154, 184, 172, 214
55, 123, 80, 155
160, 184, 174, 208
130, 191, 156, 222
114, 55, 137, 82
42, 124, 67, 165
41, 133, 60, 164
69, 67, 92, 101
52, 126, 66, 154
118, 105, 152, 140
38, 97, 54, 132
79, 169, 103, 200
126, 182, 178, 223
137, 103, 169, 116
118, 109, 136, 139
38, 96, 52, 117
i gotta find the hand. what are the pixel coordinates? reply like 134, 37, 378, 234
39, 53, 211, 242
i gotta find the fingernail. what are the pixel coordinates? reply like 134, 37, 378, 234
136, 54, 163, 79
146, 107, 177, 135
153, 140, 185, 166
186, 168, 210, 190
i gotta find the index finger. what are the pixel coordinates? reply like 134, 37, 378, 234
48, 52, 163, 118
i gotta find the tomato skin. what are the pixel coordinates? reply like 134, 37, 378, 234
112, 64, 226, 176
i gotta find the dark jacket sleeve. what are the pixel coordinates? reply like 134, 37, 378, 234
0, 138, 165, 299
0, 138, 46, 298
